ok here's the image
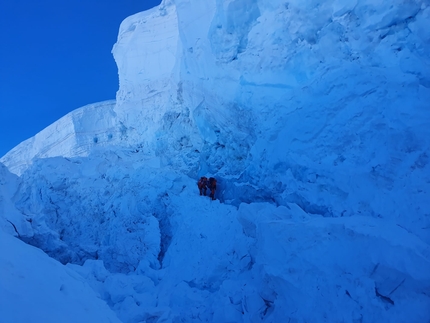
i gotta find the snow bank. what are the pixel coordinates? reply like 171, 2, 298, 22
6, 150, 429, 322
0, 233, 121, 323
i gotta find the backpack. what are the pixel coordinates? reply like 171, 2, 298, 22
208, 177, 217, 190
198, 177, 207, 189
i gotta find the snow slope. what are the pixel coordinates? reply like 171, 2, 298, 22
4, 151, 429, 322
1, 0, 430, 322
0, 235, 122, 323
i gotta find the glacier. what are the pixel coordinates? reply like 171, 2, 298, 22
1, 0, 430, 322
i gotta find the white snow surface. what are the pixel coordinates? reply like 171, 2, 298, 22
1, 0, 430, 322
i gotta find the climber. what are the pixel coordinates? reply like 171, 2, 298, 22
208, 177, 217, 200
197, 176, 208, 196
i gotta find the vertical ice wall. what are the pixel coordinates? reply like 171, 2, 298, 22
112, 0, 183, 146
111, 0, 430, 240
0, 100, 118, 175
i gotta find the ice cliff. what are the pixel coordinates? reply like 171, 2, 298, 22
1, 0, 430, 322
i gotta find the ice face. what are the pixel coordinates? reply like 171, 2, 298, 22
107, 0, 430, 238
0, 100, 117, 175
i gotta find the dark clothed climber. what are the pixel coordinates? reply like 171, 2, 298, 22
208, 177, 217, 200
197, 176, 208, 196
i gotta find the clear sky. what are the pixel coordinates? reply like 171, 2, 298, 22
0, 0, 161, 157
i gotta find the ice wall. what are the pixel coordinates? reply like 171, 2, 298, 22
1, 0, 428, 239
1, 0, 428, 242
109, 0, 430, 240
1, 100, 118, 175
111, 1, 183, 145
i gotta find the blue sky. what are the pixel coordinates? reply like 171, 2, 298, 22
0, 0, 160, 157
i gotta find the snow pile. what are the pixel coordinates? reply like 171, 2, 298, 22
0, 235, 122, 323
0, 163, 121, 323
3, 149, 429, 322
1, 0, 430, 322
